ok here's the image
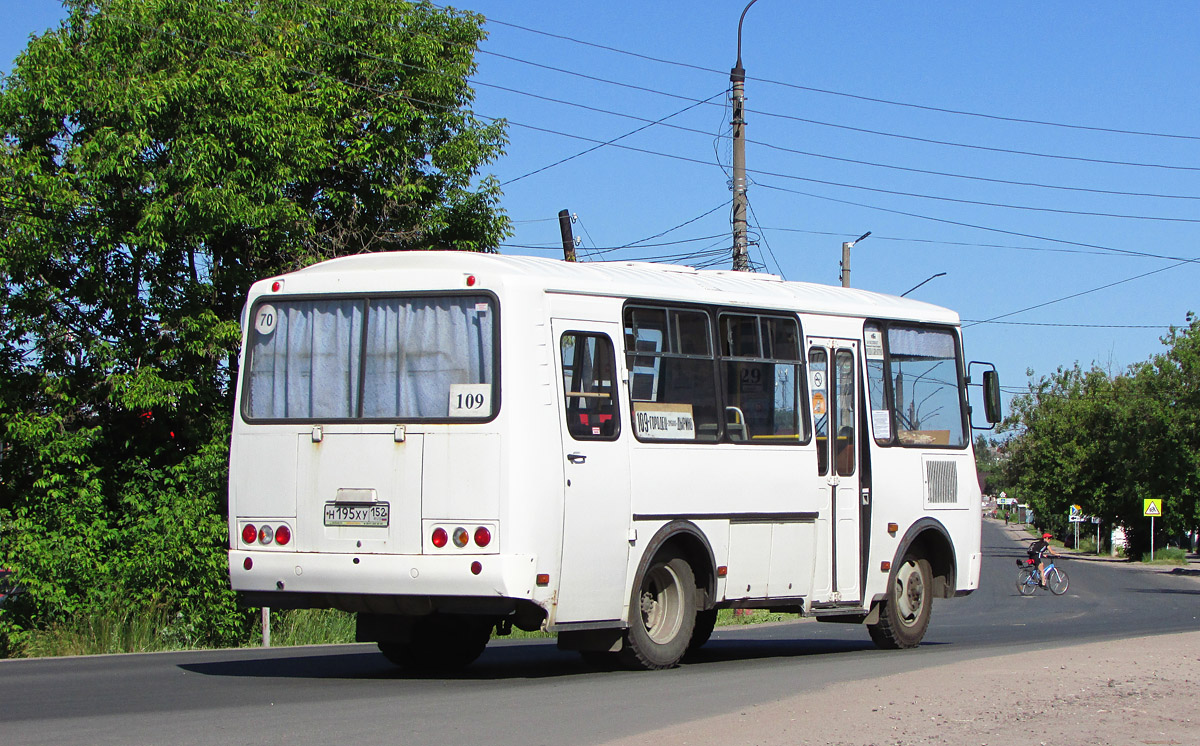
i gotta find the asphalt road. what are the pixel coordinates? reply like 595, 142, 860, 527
2, 519, 1197, 746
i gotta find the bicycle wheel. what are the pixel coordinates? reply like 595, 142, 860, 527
1017, 568, 1036, 596
1047, 567, 1069, 595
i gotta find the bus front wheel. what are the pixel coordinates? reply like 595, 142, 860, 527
622, 555, 697, 670
867, 555, 932, 650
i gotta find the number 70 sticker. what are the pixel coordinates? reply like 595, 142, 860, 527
255, 304, 278, 335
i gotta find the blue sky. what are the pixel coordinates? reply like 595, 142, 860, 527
4, 1, 1199, 414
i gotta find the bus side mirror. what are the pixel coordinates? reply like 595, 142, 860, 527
982, 370, 1002, 424
967, 361, 1002, 430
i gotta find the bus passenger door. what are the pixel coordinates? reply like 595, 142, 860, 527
551, 319, 631, 624
808, 339, 861, 603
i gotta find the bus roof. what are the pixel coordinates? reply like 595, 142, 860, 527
273, 250, 960, 326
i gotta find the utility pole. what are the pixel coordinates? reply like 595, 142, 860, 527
839, 231, 871, 287
730, 0, 759, 272
558, 209, 577, 263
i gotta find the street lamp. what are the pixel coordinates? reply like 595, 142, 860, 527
730, 0, 760, 272
900, 272, 947, 297
839, 231, 871, 287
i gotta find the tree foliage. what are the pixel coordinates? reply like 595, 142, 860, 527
1002, 314, 1200, 556
0, 0, 508, 654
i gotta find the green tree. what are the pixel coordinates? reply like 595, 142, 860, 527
0, 0, 508, 654
1002, 315, 1200, 557
973, 434, 1009, 496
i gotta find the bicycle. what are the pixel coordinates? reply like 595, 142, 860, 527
1016, 557, 1069, 595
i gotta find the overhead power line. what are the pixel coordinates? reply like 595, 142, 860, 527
479, 79, 1200, 202
141, 3, 1200, 190
496, 119, 1200, 235
964, 256, 1200, 328
480, 49, 1200, 173
962, 319, 1174, 329
753, 181, 1200, 265
466, 5, 1200, 142
28, 11, 1200, 275
499, 91, 724, 186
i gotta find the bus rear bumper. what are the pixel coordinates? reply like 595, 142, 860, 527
229, 550, 538, 604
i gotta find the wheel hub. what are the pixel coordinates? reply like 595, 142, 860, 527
895, 561, 924, 625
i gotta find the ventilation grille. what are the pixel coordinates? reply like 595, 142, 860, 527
925, 460, 959, 504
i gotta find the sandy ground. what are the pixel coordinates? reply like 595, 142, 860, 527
603, 630, 1200, 746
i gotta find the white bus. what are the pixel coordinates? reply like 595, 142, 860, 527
228, 251, 1001, 670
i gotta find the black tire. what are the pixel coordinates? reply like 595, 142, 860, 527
621, 555, 697, 670
1047, 567, 1069, 595
868, 556, 932, 649
377, 614, 493, 671
686, 608, 718, 656
1017, 568, 1037, 596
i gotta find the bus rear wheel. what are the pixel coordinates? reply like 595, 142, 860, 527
377, 613, 493, 671
621, 555, 696, 670
867, 556, 932, 650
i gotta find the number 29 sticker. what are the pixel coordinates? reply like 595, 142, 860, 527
255, 304, 278, 335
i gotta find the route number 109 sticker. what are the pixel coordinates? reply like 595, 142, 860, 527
449, 383, 492, 416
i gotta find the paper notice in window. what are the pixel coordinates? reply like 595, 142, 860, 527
872, 409, 892, 440
633, 403, 696, 440
864, 328, 885, 360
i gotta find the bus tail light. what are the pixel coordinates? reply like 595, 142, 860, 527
471, 561, 482, 575
275, 525, 291, 546
258, 525, 275, 545
241, 524, 258, 545
426, 522, 497, 552
474, 526, 492, 548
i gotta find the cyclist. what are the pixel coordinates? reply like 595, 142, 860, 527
1028, 533, 1058, 587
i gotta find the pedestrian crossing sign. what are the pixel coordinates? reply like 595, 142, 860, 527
1144, 499, 1162, 517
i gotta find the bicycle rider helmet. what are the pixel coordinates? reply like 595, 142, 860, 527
1042, 533, 1052, 538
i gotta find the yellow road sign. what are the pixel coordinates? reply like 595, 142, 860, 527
1144, 499, 1162, 517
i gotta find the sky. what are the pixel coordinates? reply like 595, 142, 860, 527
4, 1, 1199, 416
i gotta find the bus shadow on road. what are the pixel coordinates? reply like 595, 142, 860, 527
178, 634, 910, 681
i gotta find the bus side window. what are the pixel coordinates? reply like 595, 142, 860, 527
810, 347, 829, 475
561, 332, 620, 441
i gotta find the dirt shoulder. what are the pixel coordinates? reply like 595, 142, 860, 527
601, 630, 1200, 746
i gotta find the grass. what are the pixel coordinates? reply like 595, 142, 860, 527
18, 602, 194, 658
256, 608, 356, 647
1141, 546, 1188, 565
716, 608, 797, 625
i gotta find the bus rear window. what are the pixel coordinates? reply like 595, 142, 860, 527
244, 295, 496, 421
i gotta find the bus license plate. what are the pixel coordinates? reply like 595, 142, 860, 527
324, 502, 389, 528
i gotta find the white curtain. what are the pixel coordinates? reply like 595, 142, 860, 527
246, 296, 493, 420
361, 297, 493, 418
247, 300, 364, 419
